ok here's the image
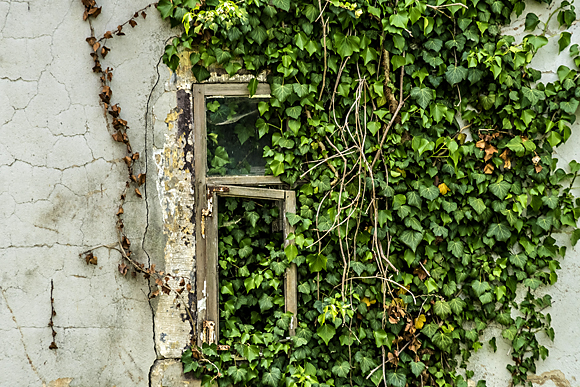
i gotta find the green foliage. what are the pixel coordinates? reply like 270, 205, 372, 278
164, 0, 580, 385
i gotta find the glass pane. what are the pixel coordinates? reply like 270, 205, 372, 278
206, 96, 273, 176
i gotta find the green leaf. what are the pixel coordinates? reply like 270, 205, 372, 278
386, 371, 407, 387
332, 361, 350, 378
258, 293, 274, 311
271, 0, 290, 11
468, 197, 486, 215
285, 105, 302, 119
502, 326, 517, 341
400, 230, 423, 252
411, 86, 434, 109
560, 98, 579, 114
445, 65, 468, 85
157, 0, 174, 19
559, 32, 571, 53
449, 298, 466, 314
307, 254, 327, 272
524, 13, 540, 31
489, 180, 511, 200
214, 48, 231, 64
228, 366, 248, 384
248, 78, 258, 97
262, 367, 282, 387
509, 253, 527, 269
410, 361, 426, 377
192, 65, 210, 82
334, 33, 361, 58
390, 12, 409, 29
271, 83, 293, 103
245, 211, 260, 228
447, 239, 464, 258
421, 323, 439, 338
471, 280, 491, 297
433, 332, 453, 351
249, 25, 267, 45
317, 324, 336, 345
294, 32, 308, 50
524, 277, 542, 289
434, 300, 452, 318
367, 121, 381, 135
527, 35, 549, 51
373, 329, 394, 349
487, 222, 512, 241
285, 244, 298, 262
407, 191, 422, 208
419, 185, 439, 200
571, 229, 580, 246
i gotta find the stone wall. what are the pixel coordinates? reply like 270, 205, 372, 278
0, 1, 578, 386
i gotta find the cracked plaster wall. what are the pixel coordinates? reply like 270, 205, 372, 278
1, 0, 580, 387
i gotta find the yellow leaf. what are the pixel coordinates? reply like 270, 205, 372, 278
362, 297, 376, 307
414, 314, 426, 329
438, 183, 450, 195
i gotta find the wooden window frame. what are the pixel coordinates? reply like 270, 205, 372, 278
193, 84, 297, 346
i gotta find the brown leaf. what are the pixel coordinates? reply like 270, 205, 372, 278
535, 164, 543, 173
49, 342, 58, 350
118, 263, 128, 275
111, 131, 124, 142
86, 37, 97, 46
117, 206, 124, 215
104, 31, 113, 39
179, 278, 186, 287
132, 152, 140, 161
134, 12, 139, 18
499, 149, 511, 169
476, 140, 486, 149
130, 175, 137, 183
149, 289, 160, 299
161, 285, 171, 295
92, 42, 100, 52
123, 156, 132, 166
141, 11, 147, 19
186, 283, 192, 292
129, 19, 137, 27
484, 144, 498, 161
122, 235, 131, 248
413, 267, 427, 280
484, 163, 495, 174
137, 173, 146, 185
135, 188, 142, 198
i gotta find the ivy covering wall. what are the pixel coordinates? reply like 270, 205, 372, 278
157, 0, 580, 385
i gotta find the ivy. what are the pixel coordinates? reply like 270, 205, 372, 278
159, 0, 580, 385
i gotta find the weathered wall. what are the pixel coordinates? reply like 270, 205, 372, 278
0, 0, 579, 386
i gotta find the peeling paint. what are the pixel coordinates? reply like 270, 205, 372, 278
528, 370, 572, 387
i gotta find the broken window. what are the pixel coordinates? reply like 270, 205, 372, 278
193, 83, 297, 346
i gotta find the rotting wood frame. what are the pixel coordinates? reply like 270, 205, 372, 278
193, 83, 297, 347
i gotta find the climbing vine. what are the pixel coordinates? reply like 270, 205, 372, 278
160, 0, 580, 385
81, 0, 580, 385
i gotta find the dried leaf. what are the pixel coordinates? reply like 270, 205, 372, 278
535, 164, 543, 173
141, 11, 147, 19
101, 46, 110, 58
49, 342, 58, 350
92, 42, 100, 52
123, 156, 132, 166
134, 12, 139, 18
137, 173, 146, 185
415, 314, 426, 329
111, 131, 124, 142
438, 183, 450, 195
117, 206, 124, 215
132, 152, 140, 161
150, 289, 160, 298
135, 188, 142, 198
476, 140, 486, 149
484, 163, 495, 174
86, 37, 97, 46
104, 31, 113, 39
129, 19, 137, 27
484, 144, 498, 161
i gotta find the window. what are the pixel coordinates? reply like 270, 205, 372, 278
193, 83, 297, 346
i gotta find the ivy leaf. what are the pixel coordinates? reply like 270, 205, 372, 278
228, 366, 248, 384
334, 33, 361, 58
527, 35, 549, 51
424, 39, 443, 51
386, 371, 407, 387
525, 13, 540, 31
509, 253, 527, 269
307, 254, 327, 272
406, 191, 422, 208
559, 32, 571, 53
560, 98, 579, 114
445, 65, 468, 85
400, 230, 423, 252
419, 185, 439, 200
249, 25, 267, 45
262, 367, 282, 387
355, 352, 377, 373
479, 292, 494, 304
410, 361, 426, 377
248, 78, 258, 97
214, 48, 231, 64
157, 0, 174, 19
489, 180, 510, 200
410, 86, 434, 109
271, 0, 290, 11
449, 298, 466, 314
390, 13, 409, 29
286, 106, 302, 119
447, 239, 464, 258
434, 300, 452, 318
245, 211, 260, 228
524, 277, 542, 289
317, 324, 336, 345
285, 244, 298, 262
421, 323, 439, 338
432, 332, 453, 351
502, 326, 517, 341
468, 197, 486, 215
471, 280, 491, 297
487, 222, 512, 241
258, 293, 274, 311
537, 216, 553, 231
271, 83, 293, 103
332, 361, 350, 378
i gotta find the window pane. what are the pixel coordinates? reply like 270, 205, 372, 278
206, 96, 273, 176
217, 197, 290, 347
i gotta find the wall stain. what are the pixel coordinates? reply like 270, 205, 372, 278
528, 370, 573, 387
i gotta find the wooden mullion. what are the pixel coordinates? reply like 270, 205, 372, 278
206, 191, 219, 344
194, 84, 208, 347
202, 83, 270, 96
206, 176, 283, 186
217, 185, 286, 200
283, 190, 297, 336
